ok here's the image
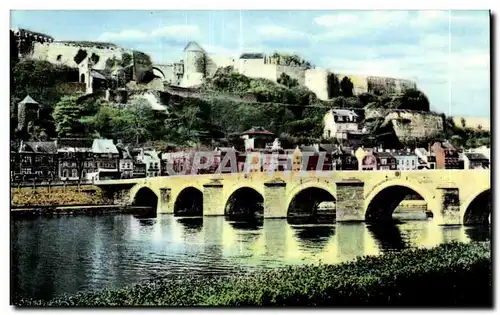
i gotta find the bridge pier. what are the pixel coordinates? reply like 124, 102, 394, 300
264, 179, 287, 218
158, 188, 173, 214
434, 187, 461, 225
203, 180, 225, 216
335, 179, 365, 222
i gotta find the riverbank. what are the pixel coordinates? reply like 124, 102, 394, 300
11, 185, 104, 207
14, 241, 491, 307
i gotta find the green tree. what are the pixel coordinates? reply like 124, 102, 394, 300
326, 73, 340, 99
339, 76, 354, 97
90, 53, 100, 65
277, 72, 299, 88
74, 49, 88, 65
461, 117, 467, 128
52, 96, 84, 136
121, 53, 133, 67
389, 88, 430, 111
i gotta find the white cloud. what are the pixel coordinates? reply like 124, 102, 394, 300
98, 24, 200, 42
313, 11, 410, 40
256, 25, 309, 40
98, 29, 149, 41
150, 25, 200, 39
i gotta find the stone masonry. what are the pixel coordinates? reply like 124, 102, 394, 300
263, 179, 287, 218
203, 179, 225, 216
335, 179, 365, 222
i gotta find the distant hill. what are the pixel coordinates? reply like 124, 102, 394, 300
452, 117, 490, 131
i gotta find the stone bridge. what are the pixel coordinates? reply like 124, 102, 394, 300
96, 170, 491, 225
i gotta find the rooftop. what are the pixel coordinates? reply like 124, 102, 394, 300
374, 151, 394, 159
241, 126, 274, 136
19, 95, 39, 105
464, 153, 489, 161
184, 41, 205, 53
92, 139, 119, 154
331, 109, 358, 117
20, 141, 57, 154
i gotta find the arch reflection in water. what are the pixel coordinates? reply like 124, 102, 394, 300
176, 217, 203, 232
225, 187, 264, 224
464, 226, 491, 242
463, 189, 491, 226
366, 222, 408, 252
287, 187, 336, 225
291, 225, 336, 252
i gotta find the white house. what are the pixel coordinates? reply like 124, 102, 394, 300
136, 149, 161, 177
463, 152, 489, 169
323, 109, 361, 141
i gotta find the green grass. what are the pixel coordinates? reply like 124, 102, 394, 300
14, 241, 491, 307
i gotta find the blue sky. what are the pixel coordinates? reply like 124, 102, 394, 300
11, 10, 490, 118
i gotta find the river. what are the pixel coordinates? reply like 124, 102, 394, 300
11, 214, 490, 301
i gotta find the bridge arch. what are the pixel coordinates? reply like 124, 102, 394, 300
152, 67, 165, 81
132, 186, 158, 218
462, 188, 491, 225
174, 186, 203, 217
286, 182, 336, 224
364, 179, 435, 223
224, 187, 264, 221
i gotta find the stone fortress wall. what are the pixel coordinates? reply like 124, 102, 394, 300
13, 28, 131, 71
29, 41, 129, 70
157, 41, 418, 101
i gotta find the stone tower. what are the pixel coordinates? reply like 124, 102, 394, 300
181, 41, 206, 87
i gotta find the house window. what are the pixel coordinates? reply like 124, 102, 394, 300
72, 169, 78, 178
412, 160, 415, 166
63, 169, 69, 178
82, 170, 87, 178
381, 158, 387, 164
21, 168, 31, 174
150, 163, 154, 168
35, 156, 43, 163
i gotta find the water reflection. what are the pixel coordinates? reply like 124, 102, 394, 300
366, 223, 407, 252
465, 224, 491, 242
11, 214, 491, 301
291, 225, 335, 249
176, 217, 203, 232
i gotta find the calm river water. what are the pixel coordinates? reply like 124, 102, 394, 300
11, 214, 490, 301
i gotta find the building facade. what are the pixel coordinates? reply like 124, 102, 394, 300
16, 140, 58, 182
392, 150, 420, 171
431, 142, 461, 169
57, 138, 94, 181
463, 153, 489, 169
323, 109, 362, 141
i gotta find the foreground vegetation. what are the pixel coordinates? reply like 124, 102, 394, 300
15, 242, 491, 307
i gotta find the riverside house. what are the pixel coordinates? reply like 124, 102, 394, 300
431, 141, 461, 169
462, 152, 489, 169
392, 149, 420, 171
57, 138, 94, 182
16, 140, 58, 182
